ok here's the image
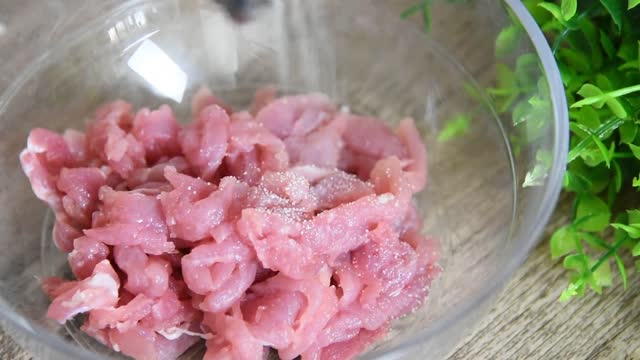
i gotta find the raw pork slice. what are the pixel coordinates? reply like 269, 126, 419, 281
21, 88, 439, 360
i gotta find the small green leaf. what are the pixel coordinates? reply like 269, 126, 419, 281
575, 84, 606, 108
568, 117, 625, 162
614, 212, 629, 242
582, 164, 610, 193
579, 19, 604, 69
559, 48, 592, 73
577, 84, 604, 98
512, 100, 533, 127
536, 77, 551, 99
401, 2, 425, 19
606, 98, 628, 119
523, 164, 549, 187
538, 2, 566, 23
618, 60, 640, 71
572, 84, 640, 108
563, 170, 593, 192
523, 150, 552, 187
581, 232, 611, 251
629, 144, 640, 160
615, 254, 628, 290
634, 176, 640, 188
515, 53, 539, 88
463, 82, 483, 101
591, 135, 611, 168
496, 63, 517, 90
564, 254, 590, 273
579, 147, 606, 167
561, 0, 577, 20
633, 242, 640, 256
576, 194, 611, 232
591, 259, 613, 292
607, 173, 618, 207
608, 139, 617, 163
438, 114, 471, 142
602, 85, 640, 99
560, 281, 583, 301
613, 160, 623, 192
495, 25, 521, 58
600, 0, 625, 31
569, 122, 611, 140
421, 0, 432, 32
619, 121, 638, 144
600, 30, 616, 58
629, 0, 640, 10
627, 209, 640, 225
578, 106, 601, 130
558, 63, 573, 87
551, 225, 579, 259
596, 74, 615, 92
617, 37, 638, 62
611, 223, 640, 239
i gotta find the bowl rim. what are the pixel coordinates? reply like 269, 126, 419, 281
0, 0, 568, 359
365, 0, 569, 358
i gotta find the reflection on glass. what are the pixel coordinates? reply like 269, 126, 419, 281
108, 10, 148, 44
127, 39, 187, 103
199, 10, 239, 86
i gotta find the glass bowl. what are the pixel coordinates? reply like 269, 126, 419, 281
0, 0, 568, 359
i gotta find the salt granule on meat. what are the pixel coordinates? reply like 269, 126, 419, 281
20, 86, 440, 360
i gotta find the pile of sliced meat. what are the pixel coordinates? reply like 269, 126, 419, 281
20, 87, 440, 360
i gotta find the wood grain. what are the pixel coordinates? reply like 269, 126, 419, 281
449, 197, 640, 360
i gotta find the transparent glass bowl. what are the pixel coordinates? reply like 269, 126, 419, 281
0, 0, 568, 359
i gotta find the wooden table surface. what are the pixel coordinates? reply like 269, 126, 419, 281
3, 196, 639, 359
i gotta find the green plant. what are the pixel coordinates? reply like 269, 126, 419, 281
404, 0, 640, 300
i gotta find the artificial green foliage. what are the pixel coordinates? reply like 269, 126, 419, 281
438, 114, 472, 142
404, 0, 640, 300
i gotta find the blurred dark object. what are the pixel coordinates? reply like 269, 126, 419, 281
214, 0, 272, 22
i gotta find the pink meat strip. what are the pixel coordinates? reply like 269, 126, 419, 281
396, 117, 428, 192
86, 100, 147, 179
113, 246, 172, 297
182, 237, 258, 313
57, 167, 106, 227
179, 105, 230, 181
203, 305, 265, 360
159, 167, 248, 242
249, 85, 277, 116
68, 236, 110, 279
84, 187, 175, 255
21, 88, 439, 360
192, 86, 234, 115
132, 105, 182, 163
225, 113, 289, 185
255, 93, 335, 139
20, 128, 79, 210
52, 214, 83, 253
338, 119, 399, 177
46, 260, 120, 323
